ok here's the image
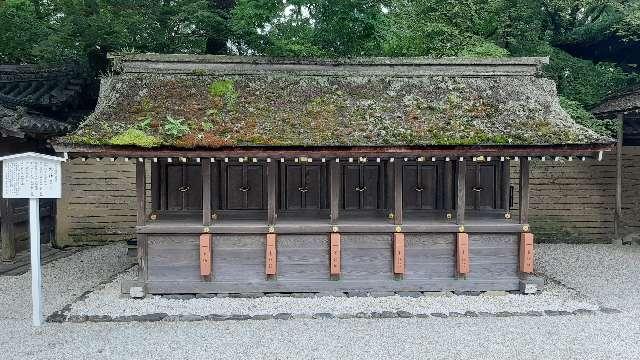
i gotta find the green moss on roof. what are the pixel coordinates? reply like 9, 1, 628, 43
63, 71, 611, 148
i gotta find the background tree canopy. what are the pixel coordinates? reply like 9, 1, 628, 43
1, 0, 638, 127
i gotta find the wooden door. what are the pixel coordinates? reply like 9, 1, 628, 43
224, 164, 266, 210
465, 163, 499, 210
403, 163, 439, 210
166, 164, 202, 211
342, 164, 381, 210
283, 164, 323, 210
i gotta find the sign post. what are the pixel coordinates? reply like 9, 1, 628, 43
0, 152, 65, 326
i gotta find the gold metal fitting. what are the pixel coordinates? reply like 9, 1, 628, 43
149, 213, 157, 220
504, 213, 511, 219
203, 227, 210, 233
211, 213, 218, 220
268, 226, 275, 233
446, 213, 452, 220
388, 213, 395, 219
332, 226, 339, 233
458, 225, 465, 233
395, 226, 402, 233
523, 224, 530, 232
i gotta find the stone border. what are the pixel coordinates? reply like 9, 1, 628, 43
52, 307, 621, 324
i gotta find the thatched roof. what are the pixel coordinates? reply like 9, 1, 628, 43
592, 87, 640, 116
60, 54, 611, 150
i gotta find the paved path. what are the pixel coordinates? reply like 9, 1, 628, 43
1, 243, 639, 359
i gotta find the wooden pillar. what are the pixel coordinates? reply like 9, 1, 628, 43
0, 198, 15, 262
519, 157, 530, 225
150, 160, 160, 212
202, 159, 212, 226
501, 160, 511, 212
330, 160, 340, 224
444, 161, 453, 213
136, 159, 147, 282
267, 160, 277, 225
456, 160, 466, 225
614, 113, 624, 245
393, 160, 403, 225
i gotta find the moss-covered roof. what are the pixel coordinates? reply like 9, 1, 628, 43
592, 87, 640, 116
61, 54, 611, 149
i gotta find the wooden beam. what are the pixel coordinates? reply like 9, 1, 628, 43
456, 232, 469, 276
265, 233, 277, 276
394, 160, 403, 225
444, 161, 453, 211
456, 160, 466, 225
614, 113, 623, 245
202, 159, 212, 226
136, 159, 146, 226
267, 160, 277, 225
330, 160, 340, 224
519, 157, 530, 224
330, 232, 341, 277
501, 160, 510, 211
200, 233, 212, 279
519, 232, 534, 273
393, 232, 405, 275
150, 160, 160, 211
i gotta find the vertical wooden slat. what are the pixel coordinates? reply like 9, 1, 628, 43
519, 232, 534, 273
330, 160, 340, 224
456, 161, 466, 225
159, 159, 168, 211
150, 161, 160, 212
202, 159, 212, 226
265, 233, 277, 275
614, 112, 623, 245
456, 232, 469, 275
200, 233, 212, 279
267, 160, 277, 225
393, 232, 405, 275
330, 232, 341, 276
394, 160, 403, 225
136, 159, 146, 226
137, 233, 148, 281
519, 157, 530, 224
444, 161, 452, 211
501, 160, 510, 211
211, 160, 220, 213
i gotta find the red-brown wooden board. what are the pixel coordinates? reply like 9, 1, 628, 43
456, 232, 470, 275
330, 233, 341, 275
266, 233, 277, 275
520, 232, 534, 273
199, 234, 212, 278
393, 232, 405, 274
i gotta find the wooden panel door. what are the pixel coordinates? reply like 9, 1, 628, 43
465, 163, 499, 210
283, 164, 324, 210
342, 164, 381, 210
225, 164, 265, 210
166, 164, 202, 211
403, 164, 439, 210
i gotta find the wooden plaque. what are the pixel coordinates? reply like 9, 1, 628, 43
393, 232, 405, 274
266, 233, 277, 275
199, 234, 212, 278
520, 232, 534, 273
456, 233, 470, 275
330, 233, 341, 275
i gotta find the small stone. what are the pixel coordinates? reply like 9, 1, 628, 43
228, 314, 251, 321
545, 310, 572, 316
138, 313, 168, 322
195, 293, 217, 298
480, 290, 508, 297
396, 291, 422, 298
251, 314, 273, 320
68, 315, 88, 323
274, 313, 293, 320
519, 281, 539, 295
337, 313, 353, 319
464, 311, 479, 317
396, 311, 413, 318
600, 307, 622, 314
87, 315, 111, 322
449, 312, 465, 317
313, 313, 335, 319
572, 309, 595, 316
163, 294, 195, 300
415, 313, 430, 318
47, 312, 67, 323
162, 315, 181, 322
293, 314, 313, 319
178, 314, 204, 322
369, 291, 395, 298
526, 311, 544, 317
380, 311, 398, 318
370, 312, 383, 318
316, 291, 346, 298
347, 291, 369, 297
204, 314, 229, 321
355, 312, 370, 319
431, 313, 448, 318
130, 286, 145, 299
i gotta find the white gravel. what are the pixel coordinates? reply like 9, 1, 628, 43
67, 267, 598, 317
1, 242, 639, 359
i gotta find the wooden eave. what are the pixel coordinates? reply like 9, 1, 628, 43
53, 143, 615, 159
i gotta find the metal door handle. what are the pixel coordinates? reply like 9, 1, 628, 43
472, 186, 483, 192
415, 187, 424, 192
298, 187, 309, 192
178, 185, 191, 192
239, 186, 250, 192
355, 186, 367, 192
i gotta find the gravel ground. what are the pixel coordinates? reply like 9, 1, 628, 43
1, 243, 639, 359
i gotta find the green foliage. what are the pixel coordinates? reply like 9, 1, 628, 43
208, 79, 238, 106
163, 116, 190, 138
559, 96, 618, 136
109, 128, 162, 147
